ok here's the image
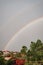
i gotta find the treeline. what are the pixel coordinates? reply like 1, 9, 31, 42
0, 39, 43, 65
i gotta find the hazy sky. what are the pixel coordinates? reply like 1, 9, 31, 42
4, 18, 43, 51
0, 0, 43, 50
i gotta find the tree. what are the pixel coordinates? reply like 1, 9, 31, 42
26, 50, 32, 61
30, 41, 36, 52
36, 39, 42, 49
0, 51, 3, 56
29, 39, 43, 63
9, 51, 14, 58
20, 46, 27, 54
0, 56, 5, 65
36, 45, 43, 61
15, 52, 21, 59
6, 59, 13, 65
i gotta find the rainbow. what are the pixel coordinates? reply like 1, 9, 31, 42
4, 17, 43, 50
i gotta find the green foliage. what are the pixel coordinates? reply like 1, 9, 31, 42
6, 59, 13, 65
0, 39, 43, 65
30, 41, 36, 51
27, 50, 32, 56
20, 46, 27, 54
25, 62, 33, 65
0, 56, 5, 65
15, 52, 21, 58
0, 51, 3, 56
27, 39, 43, 62
36, 39, 42, 47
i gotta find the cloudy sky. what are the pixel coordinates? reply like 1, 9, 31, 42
0, 0, 43, 51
